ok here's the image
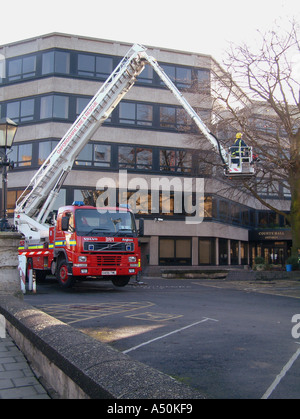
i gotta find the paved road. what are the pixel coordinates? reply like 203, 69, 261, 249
25, 276, 300, 399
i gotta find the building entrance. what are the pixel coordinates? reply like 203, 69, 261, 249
263, 245, 285, 265
250, 240, 292, 267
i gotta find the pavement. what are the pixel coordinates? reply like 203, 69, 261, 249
0, 273, 299, 399
0, 333, 50, 399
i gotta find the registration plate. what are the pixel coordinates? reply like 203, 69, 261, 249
102, 271, 117, 275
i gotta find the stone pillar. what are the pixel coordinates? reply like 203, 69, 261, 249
0, 231, 23, 298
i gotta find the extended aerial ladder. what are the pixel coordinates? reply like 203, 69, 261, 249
14, 44, 255, 241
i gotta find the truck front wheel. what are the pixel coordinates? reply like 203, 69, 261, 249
56, 258, 75, 288
112, 276, 130, 287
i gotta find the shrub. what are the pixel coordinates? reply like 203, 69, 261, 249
254, 256, 265, 265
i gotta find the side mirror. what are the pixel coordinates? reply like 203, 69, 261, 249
138, 218, 144, 237
61, 216, 69, 231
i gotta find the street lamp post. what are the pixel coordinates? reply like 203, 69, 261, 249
0, 118, 17, 231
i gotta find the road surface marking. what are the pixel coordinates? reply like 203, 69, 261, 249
123, 317, 218, 354
261, 343, 300, 399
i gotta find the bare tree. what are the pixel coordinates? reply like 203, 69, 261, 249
193, 19, 300, 257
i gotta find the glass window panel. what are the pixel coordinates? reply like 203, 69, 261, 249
7, 102, 20, 121
160, 192, 174, 215
177, 150, 192, 172
8, 58, 22, 80
9, 145, 18, 164
160, 239, 175, 258
136, 147, 152, 169
160, 65, 175, 84
160, 149, 176, 171
76, 97, 91, 116
176, 67, 192, 88
195, 69, 210, 93
42, 51, 54, 74
119, 102, 135, 124
160, 107, 176, 128
196, 69, 210, 82
94, 144, 111, 167
40, 96, 53, 119
230, 240, 239, 265
119, 146, 135, 167
20, 99, 34, 121
96, 56, 113, 78
75, 143, 93, 166
176, 108, 191, 128
78, 54, 95, 76
176, 239, 191, 258
55, 51, 70, 74
7, 190, 17, 214
53, 96, 69, 118
0, 56, 5, 83
219, 201, 229, 221
22, 56, 36, 78
231, 203, 240, 223
18, 143, 32, 166
136, 104, 153, 126
199, 238, 215, 264
137, 65, 153, 84
219, 238, 228, 265
38, 140, 58, 165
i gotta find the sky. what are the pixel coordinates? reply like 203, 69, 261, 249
0, 0, 299, 63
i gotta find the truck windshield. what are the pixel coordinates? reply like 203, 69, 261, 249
75, 209, 137, 237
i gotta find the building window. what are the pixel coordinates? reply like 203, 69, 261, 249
160, 64, 192, 89
38, 140, 59, 165
160, 149, 192, 172
42, 50, 70, 75
40, 95, 69, 119
76, 97, 91, 116
159, 106, 191, 130
199, 238, 215, 265
137, 65, 153, 84
7, 189, 30, 215
230, 240, 239, 265
219, 238, 228, 265
194, 69, 210, 93
240, 242, 248, 265
7, 55, 36, 81
10, 143, 32, 167
118, 146, 152, 170
75, 143, 111, 167
6, 98, 35, 123
159, 238, 191, 265
219, 200, 230, 222
119, 102, 153, 126
77, 54, 113, 79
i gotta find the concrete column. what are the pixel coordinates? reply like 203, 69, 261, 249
215, 238, 219, 266
192, 237, 198, 266
0, 231, 23, 298
228, 239, 231, 266
149, 236, 159, 266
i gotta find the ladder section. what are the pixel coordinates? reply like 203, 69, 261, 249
15, 44, 147, 220
143, 52, 255, 178
143, 53, 229, 165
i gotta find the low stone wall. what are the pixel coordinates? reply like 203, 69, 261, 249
0, 295, 203, 399
0, 232, 22, 298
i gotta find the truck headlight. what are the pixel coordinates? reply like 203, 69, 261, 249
78, 256, 87, 262
128, 256, 136, 262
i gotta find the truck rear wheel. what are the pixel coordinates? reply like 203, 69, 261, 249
56, 258, 75, 288
112, 276, 130, 287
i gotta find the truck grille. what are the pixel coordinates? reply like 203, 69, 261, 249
84, 242, 134, 251
90, 255, 123, 266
